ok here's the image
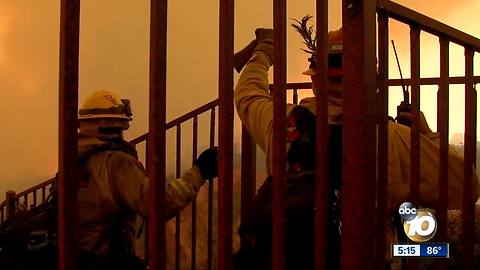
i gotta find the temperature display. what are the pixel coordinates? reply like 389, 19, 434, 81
419, 243, 449, 257
392, 243, 449, 258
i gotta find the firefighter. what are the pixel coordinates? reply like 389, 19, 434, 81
75, 90, 218, 269
233, 104, 342, 270
233, 26, 479, 268
300, 28, 479, 264
233, 27, 342, 269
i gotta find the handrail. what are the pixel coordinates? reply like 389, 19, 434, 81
389, 76, 480, 87
0, 177, 56, 223
16, 177, 56, 198
130, 99, 219, 145
377, 0, 480, 51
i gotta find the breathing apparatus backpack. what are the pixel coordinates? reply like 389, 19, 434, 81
0, 140, 139, 269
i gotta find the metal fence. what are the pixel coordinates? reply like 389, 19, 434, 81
377, 1, 480, 269
2, 0, 480, 269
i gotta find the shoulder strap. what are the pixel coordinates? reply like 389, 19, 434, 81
77, 140, 138, 167
48, 139, 138, 223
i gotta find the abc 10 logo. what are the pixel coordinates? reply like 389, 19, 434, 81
398, 202, 437, 242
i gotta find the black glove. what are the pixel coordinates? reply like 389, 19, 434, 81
234, 40, 258, 73
254, 28, 274, 64
395, 101, 412, 126
234, 28, 274, 73
194, 147, 218, 179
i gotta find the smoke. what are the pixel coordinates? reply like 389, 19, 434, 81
0, 1, 60, 197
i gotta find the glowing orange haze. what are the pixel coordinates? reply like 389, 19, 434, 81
0, 0, 478, 198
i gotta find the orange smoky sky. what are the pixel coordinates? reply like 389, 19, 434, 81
0, 0, 479, 197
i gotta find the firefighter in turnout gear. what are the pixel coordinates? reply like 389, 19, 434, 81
233, 19, 479, 268
76, 90, 218, 269
233, 27, 343, 269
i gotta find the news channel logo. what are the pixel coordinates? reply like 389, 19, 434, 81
398, 202, 437, 242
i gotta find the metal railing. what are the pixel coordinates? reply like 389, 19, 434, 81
377, 1, 480, 269
0, 177, 56, 223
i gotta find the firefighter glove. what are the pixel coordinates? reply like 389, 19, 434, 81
255, 28, 273, 41
195, 147, 218, 179
254, 28, 274, 64
397, 110, 434, 138
234, 40, 258, 72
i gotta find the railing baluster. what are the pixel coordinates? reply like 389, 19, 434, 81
341, 0, 378, 268
218, 0, 234, 268
33, 190, 37, 208
144, 139, 150, 263
407, 24, 421, 270
175, 124, 181, 270
42, 186, 46, 203
58, 0, 80, 268
293, 88, 298, 104
208, 108, 215, 270
191, 117, 198, 270
409, 25, 421, 205
314, 1, 329, 269
376, 9, 389, 270
148, 0, 168, 268
462, 46, 476, 270
23, 194, 28, 210
49, 184, 54, 197
435, 36, 449, 270
6, 191, 16, 220
272, 0, 287, 269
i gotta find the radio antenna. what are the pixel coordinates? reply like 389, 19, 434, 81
391, 40, 409, 104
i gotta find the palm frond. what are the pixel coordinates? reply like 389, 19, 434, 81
291, 15, 316, 56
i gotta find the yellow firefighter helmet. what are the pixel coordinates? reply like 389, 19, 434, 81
78, 90, 133, 120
